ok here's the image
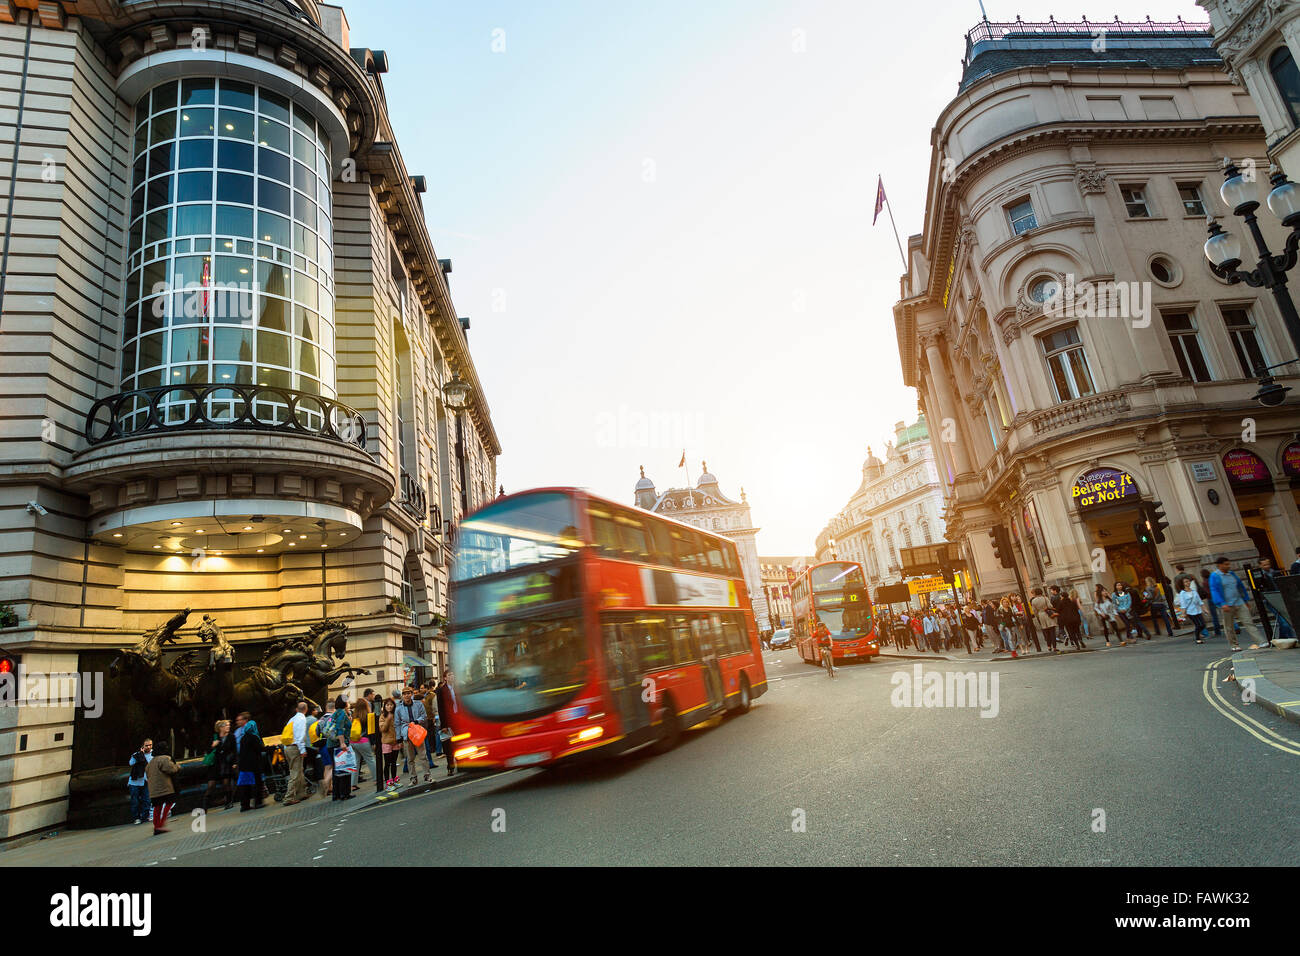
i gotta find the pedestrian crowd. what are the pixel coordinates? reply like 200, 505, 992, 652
126, 675, 461, 835
867, 556, 1286, 658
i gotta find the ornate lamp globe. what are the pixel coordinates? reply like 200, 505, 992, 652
1220, 164, 1259, 214
1204, 220, 1242, 271
1266, 173, 1300, 227
442, 373, 472, 411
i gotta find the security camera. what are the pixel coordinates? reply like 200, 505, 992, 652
26, 501, 48, 516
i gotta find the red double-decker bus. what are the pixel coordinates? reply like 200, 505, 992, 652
791, 560, 880, 665
446, 488, 767, 770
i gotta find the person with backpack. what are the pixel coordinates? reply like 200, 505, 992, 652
145, 741, 180, 835
127, 738, 153, 825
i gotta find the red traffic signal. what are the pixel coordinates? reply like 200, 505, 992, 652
0, 656, 13, 674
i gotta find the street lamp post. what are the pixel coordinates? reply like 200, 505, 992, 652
1205, 164, 1300, 406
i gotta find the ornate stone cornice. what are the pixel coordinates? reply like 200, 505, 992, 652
1214, 0, 1293, 59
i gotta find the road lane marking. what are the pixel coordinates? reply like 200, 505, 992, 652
1201, 659, 1300, 755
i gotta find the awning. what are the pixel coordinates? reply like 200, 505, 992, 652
403, 653, 435, 669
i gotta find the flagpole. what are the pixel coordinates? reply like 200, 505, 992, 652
884, 195, 907, 271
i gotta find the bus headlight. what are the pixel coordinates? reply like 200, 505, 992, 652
454, 745, 486, 760
568, 726, 604, 745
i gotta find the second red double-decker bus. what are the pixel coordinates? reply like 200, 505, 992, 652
446, 488, 767, 770
791, 560, 880, 664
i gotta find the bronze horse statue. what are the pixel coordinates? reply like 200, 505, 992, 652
108, 608, 195, 711
108, 610, 371, 744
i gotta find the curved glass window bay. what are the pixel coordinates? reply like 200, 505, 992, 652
122, 78, 336, 431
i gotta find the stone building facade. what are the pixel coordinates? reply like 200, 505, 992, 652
634, 465, 771, 630
758, 556, 813, 629
813, 418, 948, 595
0, 0, 499, 840
892, 18, 1300, 608
1198, 0, 1300, 176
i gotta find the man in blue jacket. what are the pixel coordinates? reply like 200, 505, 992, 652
394, 686, 430, 788
1209, 556, 1261, 651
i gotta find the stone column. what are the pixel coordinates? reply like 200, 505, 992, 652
925, 337, 972, 476
1262, 478, 1300, 562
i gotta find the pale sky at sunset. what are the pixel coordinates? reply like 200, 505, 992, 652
345, 0, 1207, 553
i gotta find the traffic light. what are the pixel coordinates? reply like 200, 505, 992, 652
988, 525, 1014, 570
1133, 521, 1150, 544
1147, 500, 1169, 544
0, 650, 14, 676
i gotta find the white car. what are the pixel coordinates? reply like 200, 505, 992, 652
769, 628, 793, 649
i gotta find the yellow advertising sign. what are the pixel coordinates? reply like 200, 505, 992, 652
907, 576, 950, 595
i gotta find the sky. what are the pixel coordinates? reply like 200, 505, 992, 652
343, 0, 1208, 553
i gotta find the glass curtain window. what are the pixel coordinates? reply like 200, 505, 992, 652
122, 78, 335, 429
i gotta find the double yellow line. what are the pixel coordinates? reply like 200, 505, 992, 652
1201, 658, 1300, 755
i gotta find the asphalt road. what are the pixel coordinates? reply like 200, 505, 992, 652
163, 639, 1300, 866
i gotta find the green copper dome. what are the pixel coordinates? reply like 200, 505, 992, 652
895, 415, 929, 447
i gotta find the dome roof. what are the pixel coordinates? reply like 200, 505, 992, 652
696, 461, 717, 486
635, 465, 655, 491
895, 415, 929, 447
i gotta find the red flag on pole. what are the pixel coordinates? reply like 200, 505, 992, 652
873, 175, 886, 226
678, 450, 686, 468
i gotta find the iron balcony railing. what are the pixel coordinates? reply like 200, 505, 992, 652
84, 384, 368, 450
399, 468, 428, 521
965, 15, 1209, 47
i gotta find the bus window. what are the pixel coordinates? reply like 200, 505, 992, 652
670, 528, 699, 569
646, 521, 675, 567
706, 541, 726, 571
721, 614, 746, 654
615, 510, 652, 562
669, 614, 695, 663
628, 616, 672, 673
686, 532, 710, 569
587, 505, 623, 558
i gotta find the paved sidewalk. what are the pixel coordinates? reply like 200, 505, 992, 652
875, 624, 1203, 663
1231, 644, 1300, 726
0, 776, 442, 868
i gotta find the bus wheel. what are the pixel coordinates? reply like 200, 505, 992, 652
652, 698, 681, 753
734, 676, 752, 715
